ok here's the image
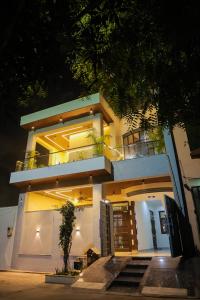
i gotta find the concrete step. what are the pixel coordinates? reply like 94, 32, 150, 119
121, 268, 145, 277
132, 256, 152, 261
113, 275, 141, 286
127, 261, 149, 269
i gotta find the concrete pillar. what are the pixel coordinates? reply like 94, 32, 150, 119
26, 130, 37, 153
92, 184, 102, 252
92, 113, 103, 137
11, 193, 26, 269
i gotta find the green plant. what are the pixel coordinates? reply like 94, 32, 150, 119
78, 151, 86, 160
87, 129, 111, 156
25, 150, 39, 169
55, 267, 79, 276
59, 202, 76, 273
148, 127, 165, 154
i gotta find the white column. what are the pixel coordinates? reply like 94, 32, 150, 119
11, 193, 26, 268
92, 113, 103, 137
92, 184, 102, 252
26, 130, 36, 153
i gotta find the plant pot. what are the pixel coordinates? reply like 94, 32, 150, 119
45, 274, 77, 284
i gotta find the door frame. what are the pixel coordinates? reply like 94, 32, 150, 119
112, 201, 138, 252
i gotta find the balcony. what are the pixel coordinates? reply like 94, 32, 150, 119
10, 144, 114, 187
10, 140, 165, 187
112, 141, 169, 181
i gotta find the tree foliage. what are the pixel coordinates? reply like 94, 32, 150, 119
0, 0, 80, 126
59, 201, 76, 273
65, 0, 200, 128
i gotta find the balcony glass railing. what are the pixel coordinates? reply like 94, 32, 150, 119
15, 140, 164, 171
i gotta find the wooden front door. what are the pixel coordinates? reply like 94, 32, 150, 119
113, 202, 138, 252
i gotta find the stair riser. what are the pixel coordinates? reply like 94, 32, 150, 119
127, 265, 148, 269
120, 272, 144, 277
132, 257, 152, 261
111, 281, 140, 287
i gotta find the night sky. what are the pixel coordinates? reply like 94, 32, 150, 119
0, 1, 81, 207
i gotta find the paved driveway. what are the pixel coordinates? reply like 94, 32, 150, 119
0, 271, 187, 300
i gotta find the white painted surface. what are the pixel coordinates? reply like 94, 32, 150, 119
10, 156, 111, 184
19, 211, 53, 255
71, 206, 94, 255
146, 201, 170, 249
0, 206, 17, 270
135, 201, 153, 250
113, 154, 170, 181
11, 191, 101, 272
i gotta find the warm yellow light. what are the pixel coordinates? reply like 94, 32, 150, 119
74, 198, 79, 204
44, 126, 83, 150
62, 129, 91, 140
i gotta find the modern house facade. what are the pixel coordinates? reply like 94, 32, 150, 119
1, 93, 199, 272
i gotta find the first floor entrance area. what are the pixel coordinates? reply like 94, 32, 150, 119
112, 200, 170, 256
104, 176, 173, 257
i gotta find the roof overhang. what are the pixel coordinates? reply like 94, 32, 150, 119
20, 93, 114, 130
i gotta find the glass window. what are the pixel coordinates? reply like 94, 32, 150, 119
128, 134, 134, 145
133, 132, 140, 143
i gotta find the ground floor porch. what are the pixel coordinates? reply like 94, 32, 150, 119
2, 175, 176, 273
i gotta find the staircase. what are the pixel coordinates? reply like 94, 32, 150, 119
108, 256, 152, 293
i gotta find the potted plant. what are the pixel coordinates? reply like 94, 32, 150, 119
87, 129, 111, 157
45, 201, 79, 284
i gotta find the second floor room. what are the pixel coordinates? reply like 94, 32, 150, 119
15, 93, 165, 172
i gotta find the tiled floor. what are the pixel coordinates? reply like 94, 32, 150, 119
143, 256, 200, 297
115, 248, 171, 257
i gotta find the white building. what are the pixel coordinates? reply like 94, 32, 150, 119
1, 93, 199, 272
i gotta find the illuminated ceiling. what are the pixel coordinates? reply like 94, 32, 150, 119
37, 185, 93, 206
36, 121, 93, 151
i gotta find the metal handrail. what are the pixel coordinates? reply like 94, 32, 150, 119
15, 140, 164, 171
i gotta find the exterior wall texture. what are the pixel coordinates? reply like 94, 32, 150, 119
10, 191, 101, 272
0, 206, 17, 270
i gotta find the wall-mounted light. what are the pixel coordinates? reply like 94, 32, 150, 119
27, 184, 31, 191
75, 226, 80, 232
31, 126, 35, 131
56, 178, 59, 186
59, 118, 63, 123
36, 227, 40, 237
89, 108, 93, 115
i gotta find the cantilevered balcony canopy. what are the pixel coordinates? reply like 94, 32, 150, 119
21, 93, 114, 130
10, 156, 112, 188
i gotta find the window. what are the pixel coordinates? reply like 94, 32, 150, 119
123, 129, 146, 158
159, 211, 168, 234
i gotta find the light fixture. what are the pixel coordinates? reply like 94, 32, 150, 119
75, 226, 80, 232
31, 126, 35, 131
74, 198, 79, 205
56, 178, 59, 185
59, 118, 63, 123
27, 184, 31, 191
36, 227, 40, 237
44, 126, 83, 150
90, 108, 93, 115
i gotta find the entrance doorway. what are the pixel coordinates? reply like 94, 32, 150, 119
113, 202, 138, 252
112, 200, 171, 256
